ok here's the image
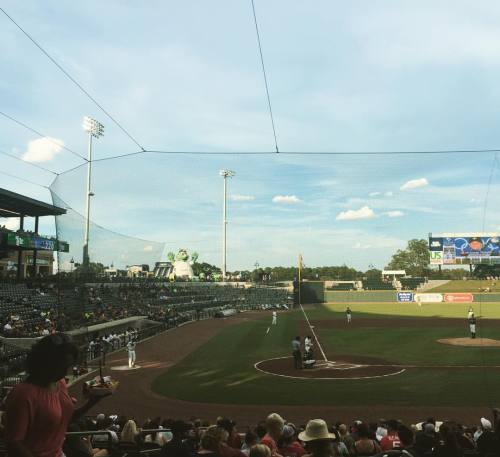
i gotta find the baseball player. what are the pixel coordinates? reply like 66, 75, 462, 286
127, 339, 137, 368
469, 313, 477, 339
346, 306, 352, 324
272, 311, 277, 325
304, 335, 313, 359
468, 306, 474, 320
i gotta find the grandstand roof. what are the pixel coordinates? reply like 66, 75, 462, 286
0, 188, 66, 217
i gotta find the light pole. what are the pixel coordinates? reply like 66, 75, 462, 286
82, 116, 104, 268
219, 169, 235, 280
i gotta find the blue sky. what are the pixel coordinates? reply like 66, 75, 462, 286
1, 1, 500, 270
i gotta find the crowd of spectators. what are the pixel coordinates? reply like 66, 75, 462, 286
60, 412, 500, 457
7, 409, 500, 457
0, 281, 288, 338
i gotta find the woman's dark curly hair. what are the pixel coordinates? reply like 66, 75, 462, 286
26, 333, 79, 382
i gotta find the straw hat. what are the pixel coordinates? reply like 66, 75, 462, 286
298, 419, 336, 442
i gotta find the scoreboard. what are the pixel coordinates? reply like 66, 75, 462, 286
429, 234, 500, 265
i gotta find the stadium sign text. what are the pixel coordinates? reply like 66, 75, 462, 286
414, 293, 443, 303
397, 292, 414, 302
443, 293, 473, 303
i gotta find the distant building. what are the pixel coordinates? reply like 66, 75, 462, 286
127, 264, 150, 278
152, 261, 173, 278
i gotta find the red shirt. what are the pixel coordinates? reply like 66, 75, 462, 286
4, 379, 74, 457
380, 432, 401, 451
261, 434, 278, 455
279, 441, 306, 457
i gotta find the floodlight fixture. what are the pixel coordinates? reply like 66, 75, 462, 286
219, 169, 235, 178
82, 116, 105, 138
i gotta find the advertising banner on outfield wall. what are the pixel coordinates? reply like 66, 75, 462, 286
444, 293, 474, 303
414, 293, 443, 303
397, 292, 414, 302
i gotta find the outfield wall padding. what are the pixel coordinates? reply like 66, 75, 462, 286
300, 281, 325, 303
325, 290, 395, 303
474, 293, 500, 302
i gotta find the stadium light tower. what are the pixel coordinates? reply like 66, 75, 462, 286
219, 169, 235, 280
82, 116, 104, 267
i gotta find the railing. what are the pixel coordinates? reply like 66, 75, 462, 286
64, 429, 170, 456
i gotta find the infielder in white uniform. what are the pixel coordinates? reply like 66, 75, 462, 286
272, 311, 277, 325
127, 340, 137, 368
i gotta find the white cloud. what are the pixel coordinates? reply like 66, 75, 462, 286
272, 195, 301, 204
231, 195, 255, 202
143, 245, 154, 252
384, 210, 404, 218
22, 137, 64, 163
400, 178, 429, 191
1, 217, 19, 230
369, 192, 381, 197
385, 191, 394, 197
336, 206, 376, 221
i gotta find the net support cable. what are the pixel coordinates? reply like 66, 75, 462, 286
0, 7, 146, 153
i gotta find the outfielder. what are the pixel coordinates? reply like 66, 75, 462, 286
272, 311, 277, 325
346, 306, 352, 324
127, 339, 137, 368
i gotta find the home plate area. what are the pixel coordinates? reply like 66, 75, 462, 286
255, 355, 406, 380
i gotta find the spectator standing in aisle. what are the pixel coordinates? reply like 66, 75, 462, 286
4, 333, 110, 457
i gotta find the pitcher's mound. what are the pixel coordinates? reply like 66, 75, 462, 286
438, 338, 500, 347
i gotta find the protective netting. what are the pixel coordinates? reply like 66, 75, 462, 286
48, 152, 500, 271
50, 191, 166, 271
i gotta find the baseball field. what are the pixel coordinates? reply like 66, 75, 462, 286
73, 299, 500, 425
153, 301, 500, 408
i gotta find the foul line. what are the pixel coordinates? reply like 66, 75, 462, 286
299, 303, 328, 362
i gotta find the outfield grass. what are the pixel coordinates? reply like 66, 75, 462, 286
152, 305, 500, 407
428, 279, 500, 293
323, 301, 500, 319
